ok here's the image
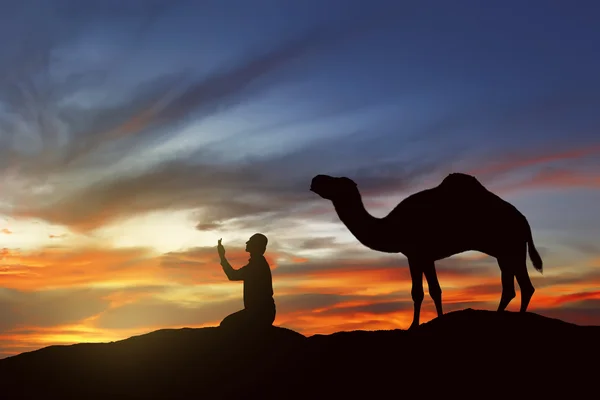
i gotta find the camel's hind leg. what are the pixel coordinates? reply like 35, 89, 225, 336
497, 243, 534, 312
514, 258, 535, 312
497, 257, 516, 312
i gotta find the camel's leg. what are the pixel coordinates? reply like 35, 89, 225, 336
423, 261, 443, 318
497, 257, 516, 312
408, 258, 424, 330
514, 259, 535, 312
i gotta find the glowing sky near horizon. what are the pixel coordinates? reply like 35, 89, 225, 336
1, 0, 600, 359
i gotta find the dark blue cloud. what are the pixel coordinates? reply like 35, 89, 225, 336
0, 0, 598, 238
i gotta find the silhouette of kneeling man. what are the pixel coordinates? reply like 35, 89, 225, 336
218, 234, 276, 331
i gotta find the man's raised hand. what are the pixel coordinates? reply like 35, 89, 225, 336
217, 238, 225, 258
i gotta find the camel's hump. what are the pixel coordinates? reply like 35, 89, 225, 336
439, 173, 487, 192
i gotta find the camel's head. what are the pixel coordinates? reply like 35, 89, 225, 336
310, 174, 358, 201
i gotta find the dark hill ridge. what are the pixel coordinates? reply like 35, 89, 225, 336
1, 309, 598, 399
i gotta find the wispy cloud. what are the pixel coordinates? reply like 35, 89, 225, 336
494, 168, 600, 194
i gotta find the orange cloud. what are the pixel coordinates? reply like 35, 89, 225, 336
275, 286, 600, 337
272, 258, 600, 335
0, 247, 12, 259
274, 255, 502, 298
0, 320, 151, 359
1, 228, 12, 234
1, 285, 599, 359
0, 246, 160, 290
549, 290, 600, 306
1, 242, 600, 360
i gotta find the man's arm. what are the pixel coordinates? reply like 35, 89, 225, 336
220, 255, 245, 281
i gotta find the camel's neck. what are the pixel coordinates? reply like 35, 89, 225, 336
332, 196, 403, 253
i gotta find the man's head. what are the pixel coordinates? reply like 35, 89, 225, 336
245, 233, 268, 255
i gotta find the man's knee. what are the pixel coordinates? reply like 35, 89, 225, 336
219, 315, 231, 328
219, 316, 231, 328
249, 307, 275, 326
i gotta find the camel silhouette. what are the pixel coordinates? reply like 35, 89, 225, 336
310, 172, 543, 329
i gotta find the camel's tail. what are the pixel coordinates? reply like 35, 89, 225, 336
526, 219, 543, 274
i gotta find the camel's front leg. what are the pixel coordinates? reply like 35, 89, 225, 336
408, 259, 424, 330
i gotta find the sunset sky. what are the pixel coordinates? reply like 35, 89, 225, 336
1, 0, 600, 359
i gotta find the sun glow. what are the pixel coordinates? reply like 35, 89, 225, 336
92, 209, 219, 253
0, 215, 76, 251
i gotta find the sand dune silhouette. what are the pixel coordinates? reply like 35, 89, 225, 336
1, 309, 597, 399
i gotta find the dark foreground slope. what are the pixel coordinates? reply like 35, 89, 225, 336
1, 309, 598, 399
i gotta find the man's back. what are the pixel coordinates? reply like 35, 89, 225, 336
241, 254, 274, 310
